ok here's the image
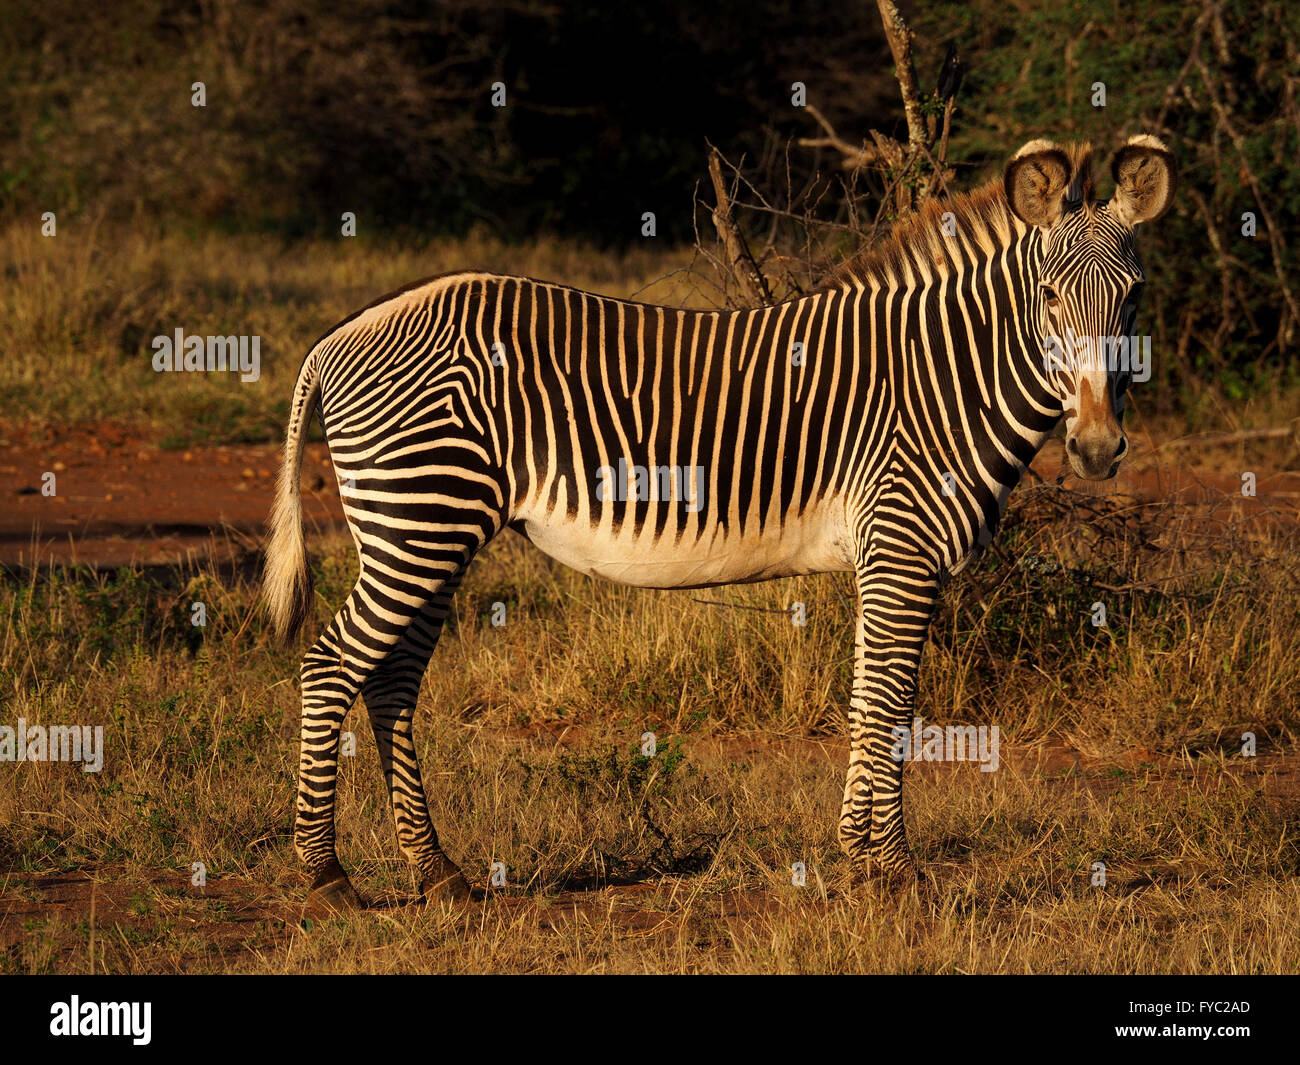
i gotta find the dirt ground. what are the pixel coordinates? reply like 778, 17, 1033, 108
0, 422, 345, 569
3, 419, 1298, 570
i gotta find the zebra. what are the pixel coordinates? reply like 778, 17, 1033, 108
263, 135, 1176, 912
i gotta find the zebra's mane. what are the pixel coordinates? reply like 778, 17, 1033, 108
826, 142, 1096, 289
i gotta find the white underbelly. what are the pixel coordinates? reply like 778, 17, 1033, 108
514, 505, 855, 588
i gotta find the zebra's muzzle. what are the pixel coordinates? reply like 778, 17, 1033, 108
1066, 428, 1128, 480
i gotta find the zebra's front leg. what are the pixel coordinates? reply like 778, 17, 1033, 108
840, 559, 940, 883
838, 713, 874, 859
363, 656, 471, 905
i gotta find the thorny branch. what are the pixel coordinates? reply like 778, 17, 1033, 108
695, 1, 960, 305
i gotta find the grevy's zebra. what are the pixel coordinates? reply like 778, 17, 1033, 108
264, 135, 1176, 911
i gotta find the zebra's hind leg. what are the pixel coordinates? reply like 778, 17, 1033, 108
296, 566, 465, 916
840, 549, 940, 887
296, 585, 372, 916
362, 576, 471, 905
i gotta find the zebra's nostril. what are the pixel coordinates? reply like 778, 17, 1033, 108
1114, 437, 1129, 461
1066, 436, 1080, 455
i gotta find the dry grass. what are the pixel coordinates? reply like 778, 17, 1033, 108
0, 221, 699, 443
1, 473, 1298, 973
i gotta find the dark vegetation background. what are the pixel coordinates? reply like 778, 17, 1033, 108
2, 0, 1296, 407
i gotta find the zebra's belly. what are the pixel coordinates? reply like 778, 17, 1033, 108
513, 508, 855, 589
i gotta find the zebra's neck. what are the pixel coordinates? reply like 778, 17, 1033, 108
822, 218, 1061, 486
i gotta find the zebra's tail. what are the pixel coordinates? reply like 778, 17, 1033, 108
263, 349, 321, 643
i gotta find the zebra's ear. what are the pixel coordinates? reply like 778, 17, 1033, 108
1110, 135, 1176, 226
1003, 140, 1073, 229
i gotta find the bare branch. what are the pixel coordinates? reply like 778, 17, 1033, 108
796, 103, 880, 170
707, 147, 774, 308
1157, 425, 1297, 450
874, 0, 927, 151
1193, 49, 1300, 340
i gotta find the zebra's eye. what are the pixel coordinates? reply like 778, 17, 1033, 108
1041, 284, 1060, 309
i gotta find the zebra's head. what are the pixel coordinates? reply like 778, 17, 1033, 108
1004, 135, 1176, 480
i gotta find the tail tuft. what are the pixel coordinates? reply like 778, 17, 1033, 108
263, 352, 320, 643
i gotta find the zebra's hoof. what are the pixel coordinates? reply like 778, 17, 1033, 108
305, 865, 363, 917
850, 859, 927, 894
419, 855, 472, 904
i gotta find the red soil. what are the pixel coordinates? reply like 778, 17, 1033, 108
1, 420, 1296, 569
